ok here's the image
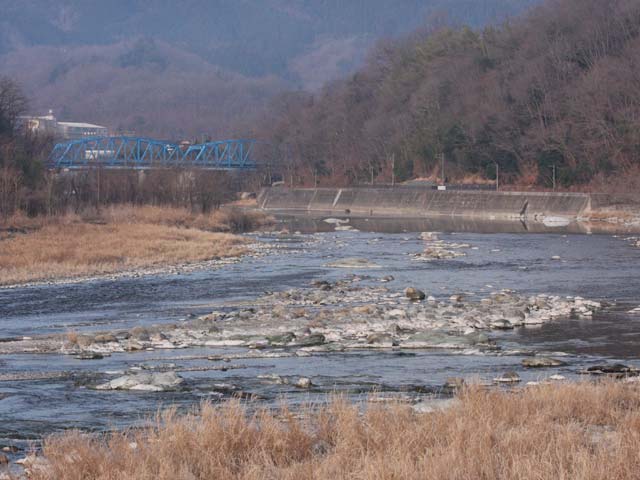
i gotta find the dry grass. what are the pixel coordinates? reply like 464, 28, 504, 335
0, 205, 270, 285
0, 205, 272, 234
96, 205, 270, 232
30, 381, 640, 480
0, 223, 247, 285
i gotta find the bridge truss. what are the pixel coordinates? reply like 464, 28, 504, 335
48, 136, 262, 170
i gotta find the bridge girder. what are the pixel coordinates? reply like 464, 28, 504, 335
48, 136, 260, 170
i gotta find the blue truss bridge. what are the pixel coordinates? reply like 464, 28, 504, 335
48, 136, 266, 170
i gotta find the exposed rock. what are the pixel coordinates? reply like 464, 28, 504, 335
326, 258, 380, 269
414, 247, 466, 260
0, 454, 7, 465
404, 331, 490, 349
130, 327, 150, 341
14, 455, 49, 476
95, 371, 184, 392
494, 371, 520, 383
323, 218, 349, 225
267, 332, 296, 346
76, 335, 95, 347
543, 216, 571, 227
405, 287, 426, 301
353, 305, 375, 315
312, 280, 332, 291
420, 232, 439, 241
490, 319, 514, 330
585, 364, 637, 375
293, 377, 312, 389
293, 333, 325, 347
93, 334, 117, 344
258, 374, 287, 385
366, 333, 396, 345
74, 351, 104, 360
125, 340, 144, 351
380, 275, 395, 283
522, 357, 566, 368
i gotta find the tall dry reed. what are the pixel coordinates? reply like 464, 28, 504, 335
0, 206, 263, 285
30, 381, 640, 480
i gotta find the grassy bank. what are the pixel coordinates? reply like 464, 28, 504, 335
0, 206, 271, 286
29, 382, 640, 480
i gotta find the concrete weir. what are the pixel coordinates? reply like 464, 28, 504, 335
258, 187, 594, 222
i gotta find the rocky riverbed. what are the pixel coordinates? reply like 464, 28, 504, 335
0, 277, 603, 357
0, 276, 608, 397
2, 224, 640, 475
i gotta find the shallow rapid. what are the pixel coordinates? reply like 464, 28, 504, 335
1, 217, 640, 455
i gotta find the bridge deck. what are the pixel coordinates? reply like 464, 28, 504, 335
48, 136, 261, 170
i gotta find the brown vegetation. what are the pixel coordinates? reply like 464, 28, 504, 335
0, 205, 271, 285
30, 381, 640, 480
258, 0, 640, 190
0, 2, 537, 138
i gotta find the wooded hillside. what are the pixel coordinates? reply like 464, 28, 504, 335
258, 0, 640, 188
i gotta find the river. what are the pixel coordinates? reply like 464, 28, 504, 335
1, 216, 640, 455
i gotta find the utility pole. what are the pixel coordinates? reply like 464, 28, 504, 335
391, 153, 396, 187
495, 163, 499, 191
552, 164, 556, 191
370, 164, 374, 185
441, 153, 445, 185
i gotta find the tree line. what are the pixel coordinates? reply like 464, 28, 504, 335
255, 0, 640, 190
0, 77, 258, 219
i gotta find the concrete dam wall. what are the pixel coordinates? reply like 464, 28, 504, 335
258, 187, 594, 221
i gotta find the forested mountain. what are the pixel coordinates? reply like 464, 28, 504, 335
0, 0, 538, 137
257, 0, 640, 188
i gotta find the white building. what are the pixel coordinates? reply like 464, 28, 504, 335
19, 110, 108, 140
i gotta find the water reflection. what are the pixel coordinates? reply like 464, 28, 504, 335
272, 213, 640, 235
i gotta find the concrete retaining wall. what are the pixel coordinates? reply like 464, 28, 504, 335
258, 187, 593, 220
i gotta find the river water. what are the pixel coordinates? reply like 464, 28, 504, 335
1, 216, 640, 452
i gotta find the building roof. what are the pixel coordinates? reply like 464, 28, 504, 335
58, 121, 108, 129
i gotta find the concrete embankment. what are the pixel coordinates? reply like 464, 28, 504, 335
258, 187, 598, 222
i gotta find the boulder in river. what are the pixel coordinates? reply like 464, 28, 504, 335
490, 319, 514, 330
405, 287, 426, 301
93, 334, 118, 344
404, 331, 489, 349
129, 327, 150, 341
366, 333, 396, 346
325, 258, 381, 269
267, 332, 296, 346
522, 357, 566, 368
494, 371, 521, 383
292, 333, 326, 347
95, 371, 184, 392
75, 335, 95, 348
293, 377, 313, 389
585, 364, 637, 375
74, 351, 104, 360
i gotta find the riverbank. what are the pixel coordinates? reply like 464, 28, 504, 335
258, 187, 640, 233
18, 381, 640, 480
0, 206, 272, 286
2, 226, 640, 478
